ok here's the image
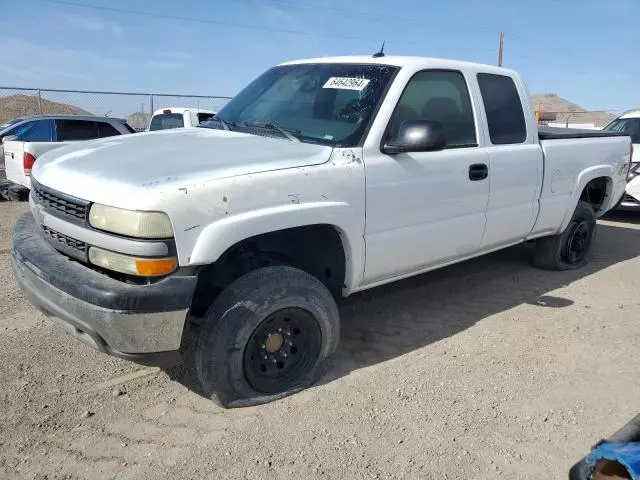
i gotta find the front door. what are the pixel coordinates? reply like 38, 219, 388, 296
362, 69, 490, 285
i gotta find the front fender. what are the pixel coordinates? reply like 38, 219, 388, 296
188, 201, 364, 294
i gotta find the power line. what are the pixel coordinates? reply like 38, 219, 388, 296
226, 0, 498, 37
32, 0, 638, 92
34, 0, 498, 52
234, 0, 640, 82
36, 0, 373, 42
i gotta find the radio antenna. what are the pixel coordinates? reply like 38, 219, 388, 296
373, 41, 385, 58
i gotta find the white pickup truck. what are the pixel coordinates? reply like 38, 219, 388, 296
11, 55, 631, 407
148, 107, 216, 131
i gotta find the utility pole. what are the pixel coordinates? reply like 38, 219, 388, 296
498, 31, 504, 67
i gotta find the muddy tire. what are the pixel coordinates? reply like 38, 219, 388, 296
533, 201, 596, 271
196, 266, 340, 408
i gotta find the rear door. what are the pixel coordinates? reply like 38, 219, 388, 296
475, 73, 543, 249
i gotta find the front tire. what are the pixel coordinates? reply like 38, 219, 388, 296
196, 266, 340, 408
533, 200, 596, 271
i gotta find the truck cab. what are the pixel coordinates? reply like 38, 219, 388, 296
11, 56, 631, 407
148, 108, 216, 131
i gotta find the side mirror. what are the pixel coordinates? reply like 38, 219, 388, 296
2, 135, 17, 144
382, 119, 447, 154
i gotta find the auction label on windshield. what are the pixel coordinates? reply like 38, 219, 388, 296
323, 77, 370, 91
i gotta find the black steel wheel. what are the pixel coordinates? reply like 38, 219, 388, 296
533, 200, 596, 271
243, 308, 322, 394
196, 266, 340, 408
563, 220, 590, 264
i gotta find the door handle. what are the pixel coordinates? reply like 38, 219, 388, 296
469, 163, 488, 181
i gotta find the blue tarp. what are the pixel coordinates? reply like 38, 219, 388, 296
586, 442, 640, 479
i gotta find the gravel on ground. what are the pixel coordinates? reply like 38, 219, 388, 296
1, 200, 639, 479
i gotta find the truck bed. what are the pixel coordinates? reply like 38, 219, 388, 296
538, 126, 627, 140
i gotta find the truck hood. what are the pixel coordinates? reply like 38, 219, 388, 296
32, 128, 333, 208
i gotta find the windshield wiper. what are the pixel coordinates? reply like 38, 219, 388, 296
213, 114, 235, 131
244, 121, 300, 142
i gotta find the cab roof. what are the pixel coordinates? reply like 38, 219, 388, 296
619, 110, 640, 119
5, 114, 127, 122
152, 108, 215, 115
279, 55, 518, 76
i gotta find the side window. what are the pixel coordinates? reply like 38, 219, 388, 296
10, 120, 54, 142
388, 70, 477, 148
97, 122, 121, 138
56, 120, 100, 141
477, 73, 527, 144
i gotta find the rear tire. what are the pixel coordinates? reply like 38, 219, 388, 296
196, 266, 340, 408
533, 201, 596, 271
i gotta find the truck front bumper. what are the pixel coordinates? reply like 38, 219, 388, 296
11, 213, 198, 367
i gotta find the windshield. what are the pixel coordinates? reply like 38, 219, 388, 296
604, 117, 640, 144
207, 63, 398, 146
0, 118, 24, 131
149, 113, 184, 131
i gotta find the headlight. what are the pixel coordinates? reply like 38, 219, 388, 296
89, 204, 173, 238
89, 247, 177, 277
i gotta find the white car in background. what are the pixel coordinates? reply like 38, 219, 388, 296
603, 111, 640, 209
148, 108, 216, 131
1, 115, 134, 200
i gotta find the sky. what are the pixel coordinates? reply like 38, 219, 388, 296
2, 0, 639, 115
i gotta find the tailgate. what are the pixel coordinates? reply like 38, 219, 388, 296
4, 141, 67, 190
4, 141, 28, 188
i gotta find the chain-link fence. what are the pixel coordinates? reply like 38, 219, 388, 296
535, 110, 628, 130
2, 87, 631, 133
0, 87, 232, 132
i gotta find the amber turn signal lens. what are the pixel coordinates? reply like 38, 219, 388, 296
135, 257, 177, 277
89, 247, 177, 277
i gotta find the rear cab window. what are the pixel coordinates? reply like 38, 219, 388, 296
477, 73, 527, 145
149, 113, 184, 131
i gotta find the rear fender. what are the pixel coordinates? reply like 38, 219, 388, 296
559, 165, 614, 231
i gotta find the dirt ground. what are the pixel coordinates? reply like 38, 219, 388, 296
1, 199, 639, 480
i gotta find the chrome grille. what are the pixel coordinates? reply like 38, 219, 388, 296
41, 225, 87, 254
32, 183, 88, 220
